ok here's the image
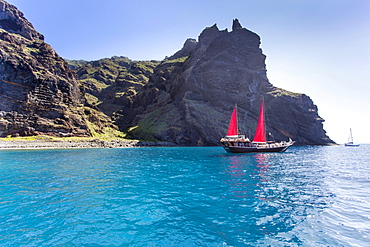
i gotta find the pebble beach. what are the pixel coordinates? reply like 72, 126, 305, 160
0, 139, 175, 149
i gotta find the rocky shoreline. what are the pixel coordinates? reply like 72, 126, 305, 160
0, 139, 176, 149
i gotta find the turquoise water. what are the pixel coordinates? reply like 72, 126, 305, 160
0, 145, 369, 246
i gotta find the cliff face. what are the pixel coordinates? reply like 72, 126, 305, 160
0, 0, 91, 137
1, 0, 333, 145
71, 57, 159, 124
128, 19, 334, 145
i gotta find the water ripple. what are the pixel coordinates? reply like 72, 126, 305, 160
0, 146, 369, 246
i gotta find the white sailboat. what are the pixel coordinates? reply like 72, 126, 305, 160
344, 128, 360, 147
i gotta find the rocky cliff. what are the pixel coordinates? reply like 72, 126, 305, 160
1, 0, 333, 145
70, 57, 159, 123
126, 19, 334, 145
0, 0, 93, 137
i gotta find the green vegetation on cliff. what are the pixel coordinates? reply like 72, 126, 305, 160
163, 56, 189, 64
268, 88, 302, 98
69, 57, 160, 108
128, 103, 183, 141
66, 56, 161, 138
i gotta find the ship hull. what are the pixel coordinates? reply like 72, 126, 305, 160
221, 141, 294, 153
345, 142, 360, 147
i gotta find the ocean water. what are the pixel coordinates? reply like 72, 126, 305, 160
0, 145, 369, 246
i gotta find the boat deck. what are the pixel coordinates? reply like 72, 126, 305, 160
220, 140, 294, 153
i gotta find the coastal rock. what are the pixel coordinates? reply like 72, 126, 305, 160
128, 20, 334, 145
2, 0, 334, 146
71, 56, 160, 128
0, 0, 90, 137
167, 38, 197, 60
232, 18, 243, 31
0, 0, 44, 41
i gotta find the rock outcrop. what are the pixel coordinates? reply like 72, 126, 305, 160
127, 19, 334, 145
0, 0, 91, 137
1, 0, 333, 146
71, 56, 160, 129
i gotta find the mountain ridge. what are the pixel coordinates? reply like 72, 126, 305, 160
118, 19, 333, 145
0, 0, 334, 145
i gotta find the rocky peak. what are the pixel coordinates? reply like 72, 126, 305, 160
128, 19, 334, 145
182, 38, 197, 54
198, 23, 221, 48
0, 0, 44, 41
232, 18, 243, 31
167, 38, 197, 60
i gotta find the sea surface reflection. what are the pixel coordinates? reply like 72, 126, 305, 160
0, 146, 369, 246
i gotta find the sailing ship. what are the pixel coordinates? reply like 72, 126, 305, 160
344, 128, 360, 147
220, 99, 295, 153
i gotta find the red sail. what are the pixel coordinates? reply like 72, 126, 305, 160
253, 99, 266, 143
226, 106, 238, 137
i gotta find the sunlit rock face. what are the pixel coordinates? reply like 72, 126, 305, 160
0, 0, 90, 137
0, 0, 333, 145
128, 19, 334, 145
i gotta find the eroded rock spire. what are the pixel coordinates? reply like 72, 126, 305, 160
232, 18, 243, 31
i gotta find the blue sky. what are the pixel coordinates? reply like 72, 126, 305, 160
6, 0, 370, 143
